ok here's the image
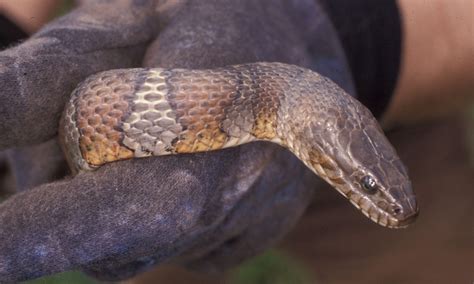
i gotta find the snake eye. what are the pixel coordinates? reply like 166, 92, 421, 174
361, 175, 377, 194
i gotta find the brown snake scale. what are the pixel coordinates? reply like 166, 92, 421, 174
60, 62, 419, 228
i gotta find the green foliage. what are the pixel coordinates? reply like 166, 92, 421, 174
53, 0, 75, 18
229, 250, 313, 284
21, 271, 96, 284
21, 251, 313, 284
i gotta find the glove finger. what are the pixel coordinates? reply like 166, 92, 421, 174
0, 0, 159, 150
0, 152, 228, 282
0, 142, 318, 282
0, 142, 266, 282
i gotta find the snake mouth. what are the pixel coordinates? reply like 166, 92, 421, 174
391, 210, 419, 228
367, 208, 418, 229
347, 193, 419, 228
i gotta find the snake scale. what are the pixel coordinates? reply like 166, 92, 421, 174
60, 62, 418, 228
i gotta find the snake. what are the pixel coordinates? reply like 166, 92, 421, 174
59, 62, 419, 228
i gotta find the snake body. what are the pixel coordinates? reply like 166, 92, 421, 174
60, 62, 418, 228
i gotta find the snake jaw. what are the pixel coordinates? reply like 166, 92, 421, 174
330, 174, 418, 228
332, 176, 418, 228
344, 191, 397, 228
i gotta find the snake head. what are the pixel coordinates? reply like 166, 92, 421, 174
336, 124, 419, 228
306, 98, 419, 228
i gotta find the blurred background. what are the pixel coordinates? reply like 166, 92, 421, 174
1, 0, 472, 283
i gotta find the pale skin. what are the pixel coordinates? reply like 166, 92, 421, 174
1, 0, 472, 124
0, 0, 61, 33
383, 0, 474, 127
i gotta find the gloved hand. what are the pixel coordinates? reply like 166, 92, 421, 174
0, 0, 355, 282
